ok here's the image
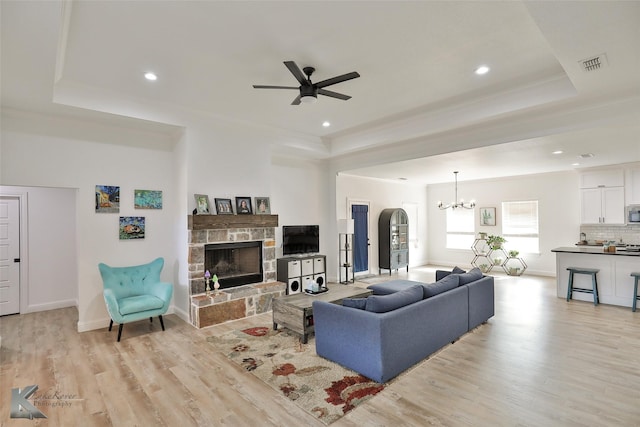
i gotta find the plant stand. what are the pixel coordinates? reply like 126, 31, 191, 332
471, 238, 508, 272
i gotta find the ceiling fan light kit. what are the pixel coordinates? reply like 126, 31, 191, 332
253, 61, 360, 105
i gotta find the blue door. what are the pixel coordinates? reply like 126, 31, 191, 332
351, 204, 369, 274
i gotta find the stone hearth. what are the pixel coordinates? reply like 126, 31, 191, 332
188, 214, 282, 328
190, 281, 285, 328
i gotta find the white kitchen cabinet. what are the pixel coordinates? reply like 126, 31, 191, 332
580, 169, 624, 189
625, 167, 640, 204
580, 186, 625, 224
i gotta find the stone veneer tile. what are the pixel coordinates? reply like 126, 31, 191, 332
198, 299, 246, 328
190, 230, 208, 244
189, 246, 204, 264
254, 282, 286, 293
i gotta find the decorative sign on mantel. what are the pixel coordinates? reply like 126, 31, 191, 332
188, 214, 278, 230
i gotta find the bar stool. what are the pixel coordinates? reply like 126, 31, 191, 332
632, 272, 640, 312
566, 267, 599, 306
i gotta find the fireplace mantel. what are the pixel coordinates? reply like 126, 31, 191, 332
188, 214, 278, 230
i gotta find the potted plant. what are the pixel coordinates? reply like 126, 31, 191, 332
478, 232, 487, 239
508, 250, 519, 258
486, 235, 506, 250
493, 257, 502, 266
508, 267, 521, 275
479, 264, 490, 273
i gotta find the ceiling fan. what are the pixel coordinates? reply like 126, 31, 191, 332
253, 61, 360, 105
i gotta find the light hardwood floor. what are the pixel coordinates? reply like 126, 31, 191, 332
1, 267, 639, 426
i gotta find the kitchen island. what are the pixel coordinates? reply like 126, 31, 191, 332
552, 247, 640, 307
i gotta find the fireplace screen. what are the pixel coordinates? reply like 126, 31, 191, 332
204, 241, 263, 289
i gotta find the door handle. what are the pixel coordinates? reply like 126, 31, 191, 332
14, 258, 20, 262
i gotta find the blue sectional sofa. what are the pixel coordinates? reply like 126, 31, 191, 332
312, 268, 494, 383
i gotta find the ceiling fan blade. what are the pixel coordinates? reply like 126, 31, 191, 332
291, 94, 302, 105
253, 85, 298, 90
318, 88, 351, 100
315, 71, 360, 89
284, 61, 308, 86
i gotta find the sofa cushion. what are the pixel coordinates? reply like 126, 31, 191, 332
365, 285, 423, 313
457, 267, 483, 285
367, 280, 424, 295
342, 298, 367, 310
452, 266, 466, 274
422, 274, 460, 298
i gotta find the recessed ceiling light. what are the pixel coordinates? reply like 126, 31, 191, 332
144, 72, 157, 81
322, 121, 331, 127
572, 163, 580, 166
474, 65, 490, 75
398, 177, 408, 181
552, 150, 564, 155
578, 153, 595, 159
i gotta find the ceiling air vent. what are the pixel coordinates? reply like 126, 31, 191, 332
579, 53, 608, 72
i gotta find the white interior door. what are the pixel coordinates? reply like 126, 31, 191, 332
0, 197, 20, 315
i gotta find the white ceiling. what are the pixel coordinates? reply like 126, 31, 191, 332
2, 1, 639, 184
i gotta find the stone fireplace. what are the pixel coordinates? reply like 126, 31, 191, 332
188, 214, 285, 328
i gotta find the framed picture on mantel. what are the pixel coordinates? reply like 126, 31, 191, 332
194, 194, 211, 215
235, 197, 252, 215
254, 197, 270, 214
215, 198, 233, 215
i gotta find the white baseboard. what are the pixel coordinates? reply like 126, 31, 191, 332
171, 305, 189, 323
24, 299, 76, 314
77, 317, 111, 333
77, 306, 187, 333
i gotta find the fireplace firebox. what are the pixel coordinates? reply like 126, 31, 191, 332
204, 241, 263, 289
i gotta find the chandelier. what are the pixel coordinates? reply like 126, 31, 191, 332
437, 171, 476, 210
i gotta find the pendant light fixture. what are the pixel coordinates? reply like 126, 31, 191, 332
437, 171, 476, 210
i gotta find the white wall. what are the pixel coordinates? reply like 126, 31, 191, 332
0, 109, 334, 331
270, 156, 332, 266
1, 111, 180, 331
335, 174, 429, 277
0, 186, 78, 312
427, 171, 581, 276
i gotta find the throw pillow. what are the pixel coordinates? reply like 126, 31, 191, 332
367, 280, 424, 295
365, 285, 423, 313
342, 298, 367, 310
422, 274, 460, 298
452, 266, 466, 274
457, 267, 483, 285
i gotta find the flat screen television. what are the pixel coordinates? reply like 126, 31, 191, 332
282, 225, 320, 256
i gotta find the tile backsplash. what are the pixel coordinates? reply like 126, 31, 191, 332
580, 224, 640, 245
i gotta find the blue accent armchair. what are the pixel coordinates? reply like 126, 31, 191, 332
98, 257, 173, 341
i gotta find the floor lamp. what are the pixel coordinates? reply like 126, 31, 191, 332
338, 219, 355, 284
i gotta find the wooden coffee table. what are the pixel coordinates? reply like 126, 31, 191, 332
272, 284, 372, 343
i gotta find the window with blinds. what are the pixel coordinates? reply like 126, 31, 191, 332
502, 200, 539, 253
446, 208, 475, 249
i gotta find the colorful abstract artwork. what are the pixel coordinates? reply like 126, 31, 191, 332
119, 216, 145, 240
135, 189, 163, 209
95, 185, 120, 213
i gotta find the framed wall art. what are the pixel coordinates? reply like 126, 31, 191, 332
135, 189, 163, 209
235, 197, 252, 214
479, 207, 496, 226
95, 185, 120, 213
215, 198, 233, 215
119, 216, 145, 240
254, 197, 271, 214
194, 194, 211, 215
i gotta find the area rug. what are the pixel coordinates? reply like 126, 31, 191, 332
207, 326, 385, 425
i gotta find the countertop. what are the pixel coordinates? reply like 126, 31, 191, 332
552, 246, 640, 257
